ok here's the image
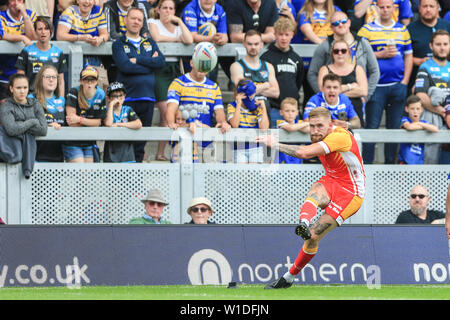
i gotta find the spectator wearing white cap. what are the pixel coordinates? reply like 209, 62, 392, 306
129, 189, 171, 224
185, 197, 216, 224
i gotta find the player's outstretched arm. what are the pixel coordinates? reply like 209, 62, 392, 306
294, 143, 326, 159
255, 135, 325, 159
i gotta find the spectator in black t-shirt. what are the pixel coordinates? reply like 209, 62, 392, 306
0, 0, 7, 11
395, 185, 446, 224
438, 0, 449, 18
221, 0, 278, 88
260, 17, 304, 127
227, 0, 278, 44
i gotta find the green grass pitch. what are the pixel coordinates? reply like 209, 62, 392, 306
0, 284, 449, 300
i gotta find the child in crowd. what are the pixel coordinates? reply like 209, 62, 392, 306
170, 109, 188, 163
398, 95, 439, 165
103, 82, 142, 163
169, 109, 202, 163
276, 97, 310, 164
227, 79, 269, 164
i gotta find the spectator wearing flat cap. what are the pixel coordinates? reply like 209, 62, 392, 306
185, 197, 216, 224
129, 189, 171, 224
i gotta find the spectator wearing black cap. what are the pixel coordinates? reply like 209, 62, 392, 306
103, 81, 142, 163
129, 189, 171, 224
63, 65, 107, 163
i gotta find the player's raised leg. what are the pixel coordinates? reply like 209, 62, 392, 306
265, 213, 338, 289
296, 181, 330, 240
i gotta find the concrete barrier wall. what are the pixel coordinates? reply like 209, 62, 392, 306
0, 225, 448, 287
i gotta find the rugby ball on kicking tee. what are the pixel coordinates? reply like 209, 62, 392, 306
192, 42, 218, 73
198, 22, 217, 37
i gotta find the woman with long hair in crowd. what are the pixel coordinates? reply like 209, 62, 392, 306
0, 73, 48, 178
297, 0, 341, 126
148, 0, 193, 161
31, 65, 66, 162
298, 0, 340, 45
63, 65, 106, 163
317, 39, 368, 126
57, 0, 109, 91
0, 73, 47, 138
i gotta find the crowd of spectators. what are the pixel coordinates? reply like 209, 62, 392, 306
0, 0, 448, 167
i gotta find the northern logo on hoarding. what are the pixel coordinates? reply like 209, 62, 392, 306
187, 249, 232, 285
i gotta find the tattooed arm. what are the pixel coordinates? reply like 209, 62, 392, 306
278, 143, 302, 158
229, 24, 245, 43
255, 135, 326, 159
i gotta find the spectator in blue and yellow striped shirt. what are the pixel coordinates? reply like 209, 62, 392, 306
358, 0, 413, 164
227, 79, 269, 164
56, 0, 109, 67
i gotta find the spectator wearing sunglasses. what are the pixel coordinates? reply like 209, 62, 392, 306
354, 0, 413, 26
185, 197, 216, 224
395, 185, 445, 224
129, 189, 171, 224
297, 0, 341, 45
358, 0, 413, 165
221, 0, 277, 92
317, 39, 368, 126
307, 11, 379, 105
297, 0, 341, 112
227, 0, 278, 44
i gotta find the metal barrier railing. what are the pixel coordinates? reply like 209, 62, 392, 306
36, 126, 450, 162
0, 40, 318, 89
1, 127, 448, 225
